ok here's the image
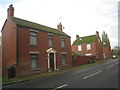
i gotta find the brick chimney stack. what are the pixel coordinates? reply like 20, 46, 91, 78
7, 4, 14, 19
76, 35, 79, 39
96, 31, 99, 37
57, 23, 62, 31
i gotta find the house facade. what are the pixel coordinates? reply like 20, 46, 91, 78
72, 31, 104, 60
2, 4, 72, 77
102, 31, 112, 59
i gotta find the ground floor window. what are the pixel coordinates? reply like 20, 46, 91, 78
30, 54, 38, 68
61, 54, 66, 65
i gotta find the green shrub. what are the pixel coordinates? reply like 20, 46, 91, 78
88, 60, 96, 64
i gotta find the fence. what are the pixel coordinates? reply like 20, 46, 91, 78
73, 56, 97, 66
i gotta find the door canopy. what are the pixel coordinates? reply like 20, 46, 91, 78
46, 48, 57, 53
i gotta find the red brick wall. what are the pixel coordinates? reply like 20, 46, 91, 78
15, 26, 72, 76
95, 36, 104, 60
72, 34, 104, 61
72, 43, 97, 56
73, 56, 97, 66
103, 46, 112, 59
2, 18, 17, 76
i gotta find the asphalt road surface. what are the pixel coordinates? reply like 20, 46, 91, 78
2, 58, 119, 89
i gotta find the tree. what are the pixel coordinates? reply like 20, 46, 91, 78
112, 46, 120, 57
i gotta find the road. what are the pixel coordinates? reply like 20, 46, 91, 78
2, 58, 119, 89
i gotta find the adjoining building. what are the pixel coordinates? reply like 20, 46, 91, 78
102, 31, 112, 59
2, 4, 72, 77
72, 31, 104, 61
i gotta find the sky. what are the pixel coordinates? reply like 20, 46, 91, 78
0, 0, 118, 48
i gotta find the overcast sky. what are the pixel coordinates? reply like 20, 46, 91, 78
0, 0, 118, 48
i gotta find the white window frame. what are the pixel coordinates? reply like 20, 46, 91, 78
78, 45, 82, 51
87, 44, 91, 50
85, 53, 92, 56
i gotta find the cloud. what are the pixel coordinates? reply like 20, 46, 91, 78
0, 0, 118, 48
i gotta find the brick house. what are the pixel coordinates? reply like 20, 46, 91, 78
2, 4, 72, 77
72, 31, 103, 60
102, 31, 112, 59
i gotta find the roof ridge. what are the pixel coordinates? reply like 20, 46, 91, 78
12, 17, 59, 31
11, 17, 70, 37
79, 34, 96, 38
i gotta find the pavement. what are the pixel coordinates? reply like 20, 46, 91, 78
2, 58, 119, 89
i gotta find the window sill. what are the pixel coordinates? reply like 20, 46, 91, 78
30, 68, 40, 71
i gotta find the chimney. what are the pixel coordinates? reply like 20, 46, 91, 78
7, 4, 14, 18
76, 35, 79, 39
57, 23, 62, 31
96, 31, 99, 36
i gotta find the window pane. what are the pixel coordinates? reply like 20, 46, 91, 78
30, 32, 37, 36
31, 54, 38, 58
30, 36, 37, 45
61, 38, 65, 48
87, 44, 91, 50
48, 35, 53, 47
78, 45, 81, 51
31, 59, 37, 68
30, 54, 38, 69
62, 54, 66, 65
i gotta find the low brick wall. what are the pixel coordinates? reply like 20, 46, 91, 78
73, 56, 97, 66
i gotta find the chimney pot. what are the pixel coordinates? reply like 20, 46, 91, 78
7, 4, 14, 18
76, 35, 79, 39
57, 22, 62, 31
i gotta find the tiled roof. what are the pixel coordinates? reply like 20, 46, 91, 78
102, 41, 109, 47
72, 35, 97, 45
11, 17, 70, 37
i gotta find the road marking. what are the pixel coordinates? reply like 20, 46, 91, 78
83, 71, 102, 79
106, 65, 114, 69
115, 62, 119, 65
52, 84, 68, 90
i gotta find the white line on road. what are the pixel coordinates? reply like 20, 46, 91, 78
115, 62, 119, 65
106, 65, 114, 69
52, 84, 68, 90
83, 71, 102, 79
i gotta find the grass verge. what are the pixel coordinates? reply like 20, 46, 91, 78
2, 59, 113, 85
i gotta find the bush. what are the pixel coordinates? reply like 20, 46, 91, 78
88, 60, 96, 64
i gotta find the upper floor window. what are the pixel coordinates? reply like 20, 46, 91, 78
30, 54, 38, 69
30, 32, 38, 46
48, 35, 53, 48
78, 45, 82, 51
61, 38, 65, 49
87, 44, 91, 50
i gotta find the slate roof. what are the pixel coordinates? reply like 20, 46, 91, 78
11, 17, 70, 37
72, 35, 97, 45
